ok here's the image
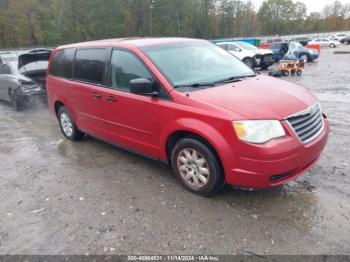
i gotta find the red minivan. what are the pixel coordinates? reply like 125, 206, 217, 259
46, 38, 329, 196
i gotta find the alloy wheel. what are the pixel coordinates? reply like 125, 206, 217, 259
176, 148, 210, 190
60, 112, 73, 137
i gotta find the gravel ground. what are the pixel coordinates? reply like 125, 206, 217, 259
0, 45, 349, 255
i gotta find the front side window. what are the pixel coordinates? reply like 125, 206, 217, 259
228, 43, 239, 51
74, 48, 107, 84
49, 48, 75, 78
141, 41, 254, 88
110, 50, 152, 91
217, 43, 227, 50
235, 42, 258, 51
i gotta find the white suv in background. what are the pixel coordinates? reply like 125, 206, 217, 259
216, 41, 274, 69
309, 38, 338, 48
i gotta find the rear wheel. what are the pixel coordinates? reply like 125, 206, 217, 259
242, 57, 255, 68
296, 69, 302, 75
58, 106, 85, 141
171, 138, 224, 196
330, 43, 336, 48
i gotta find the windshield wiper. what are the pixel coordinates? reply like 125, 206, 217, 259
174, 82, 215, 89
214, 74, 256, 84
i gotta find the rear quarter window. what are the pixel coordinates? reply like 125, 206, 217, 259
49, 48, 75, 78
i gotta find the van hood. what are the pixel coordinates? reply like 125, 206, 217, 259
189, 75, 317, 120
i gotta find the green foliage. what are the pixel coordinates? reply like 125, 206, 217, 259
0, 0, 349, 49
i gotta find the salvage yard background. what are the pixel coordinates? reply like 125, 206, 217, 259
0, 45, 349, 254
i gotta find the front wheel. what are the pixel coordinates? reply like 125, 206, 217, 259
242, 57, 255, 69
330, 43, 336, 48
58, 106, 85, 141
171, 138, 224, 196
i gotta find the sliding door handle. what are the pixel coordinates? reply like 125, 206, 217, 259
106, 96, 117, 102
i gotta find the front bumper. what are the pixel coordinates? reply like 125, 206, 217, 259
225, 118, 329, 188
254, 54, 274, 68
309, 53, 319, 61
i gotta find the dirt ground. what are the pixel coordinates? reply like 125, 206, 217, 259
0, 45, 349, 256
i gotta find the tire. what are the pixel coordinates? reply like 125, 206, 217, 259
282, 70, 289, 76
8, 89, 23, 111
296, 69, 302, 75
299, 54, 309, 62
170, 138, 224, 196
330, 43, 336, 48
242, 57, 255, 69
57, 106, 84, 141
291, 70, 296, 75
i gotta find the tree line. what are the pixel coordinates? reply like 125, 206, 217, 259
0, 0, 349, 49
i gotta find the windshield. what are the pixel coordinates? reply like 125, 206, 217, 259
235, 41, 258, 51
141, 41, 255, 88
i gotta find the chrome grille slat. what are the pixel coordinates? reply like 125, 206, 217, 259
299, 120, 323, 141
293, 112, 321, 131
286, 104, 323, 144
297, 117, 322, 137
288, 109, 318, 125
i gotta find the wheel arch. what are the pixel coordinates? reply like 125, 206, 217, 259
165, 130, 224, 174
54, 100, 65, 117
52, 98, 79, 127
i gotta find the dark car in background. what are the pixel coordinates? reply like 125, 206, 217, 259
340, 36, 350, 45
271, 42, 319, 62
0, 49, 52, 110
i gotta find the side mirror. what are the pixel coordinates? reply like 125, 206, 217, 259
130, 78, 158, 96
234, 48, 241, 52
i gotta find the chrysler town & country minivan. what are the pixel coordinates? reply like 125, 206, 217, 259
46, 38, 329, 196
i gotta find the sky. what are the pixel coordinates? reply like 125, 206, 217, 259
252, 0, 350, 13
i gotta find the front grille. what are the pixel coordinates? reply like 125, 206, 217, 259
286, 103, 324, 144
254, 55, 263, 65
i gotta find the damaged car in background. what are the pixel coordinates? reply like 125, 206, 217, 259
271, 42, 319, 62
0, 49, 52, 110
216, 41, 274, 69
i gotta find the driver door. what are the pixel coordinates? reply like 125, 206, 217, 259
103, 49, 160, 157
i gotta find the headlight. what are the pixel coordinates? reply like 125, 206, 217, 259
233, 120, 286, 144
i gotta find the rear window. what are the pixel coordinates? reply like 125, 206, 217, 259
74, 48, 107, 85
49, 48, 75, 78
